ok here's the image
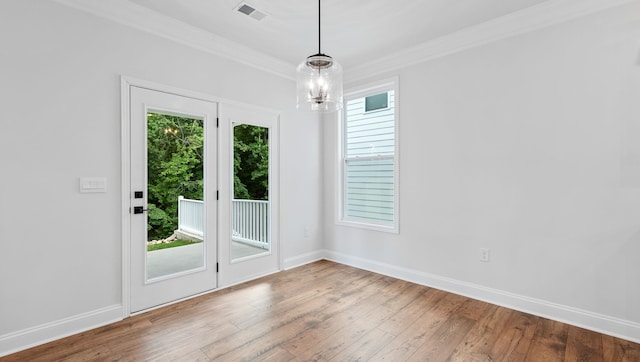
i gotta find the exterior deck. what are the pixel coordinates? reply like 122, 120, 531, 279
147, 241, 265, 279
146, 197, 270, 279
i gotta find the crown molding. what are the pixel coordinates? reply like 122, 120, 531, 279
53, 0, 635, 84
345, 0, 637, 83
52, 0, 297, 80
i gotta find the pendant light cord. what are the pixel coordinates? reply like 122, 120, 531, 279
318, 0, 321, 54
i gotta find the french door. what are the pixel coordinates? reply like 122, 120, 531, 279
218, 103, 280, 286
129, 86, 218, 313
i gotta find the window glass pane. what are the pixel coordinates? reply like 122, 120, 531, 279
345, 90, 395, 158
343, 84, 397, 230
365, 92, 388, 112
345, 157, 395, 223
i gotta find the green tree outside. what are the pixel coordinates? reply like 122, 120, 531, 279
146, 114, 269, 240
147, 113, 204, 239
233, 124, 269, 201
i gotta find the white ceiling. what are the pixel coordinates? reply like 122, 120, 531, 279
127, 0, 549, 70
54, 0, 633, 80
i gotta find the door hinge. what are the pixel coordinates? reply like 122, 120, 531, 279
216, 118, 219, 128
216, 190, 219, 200
216, 262, 219, 273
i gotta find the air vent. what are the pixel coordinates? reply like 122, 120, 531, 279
234, 2, 267, 21
237, 4, 255, 15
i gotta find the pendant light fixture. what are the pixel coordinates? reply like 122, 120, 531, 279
296, 0, 343, 112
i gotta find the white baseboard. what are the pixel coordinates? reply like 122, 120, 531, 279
283, 250, 326, 270
324, 249, 640, 344
4, 250, 638, 357
0, 305, 123, 357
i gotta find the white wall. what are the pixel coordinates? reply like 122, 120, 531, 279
0, 0, 322, 354
2, 0, 640, 355
324, 2, 640, 342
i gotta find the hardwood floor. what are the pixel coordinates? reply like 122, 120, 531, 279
3, 260, 640, 361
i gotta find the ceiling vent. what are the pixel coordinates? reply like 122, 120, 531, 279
234, 2, 267, 21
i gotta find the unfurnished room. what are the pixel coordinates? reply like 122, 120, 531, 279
1, 0, 640, 360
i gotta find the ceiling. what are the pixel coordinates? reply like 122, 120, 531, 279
54, 0, 631, 80
127, 0, 548, 70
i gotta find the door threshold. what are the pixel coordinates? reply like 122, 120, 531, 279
129, 287, 218, 317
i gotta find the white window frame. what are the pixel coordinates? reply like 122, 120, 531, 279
337, 77, 399, 234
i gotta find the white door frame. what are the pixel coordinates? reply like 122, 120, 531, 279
121, 76, 283, 316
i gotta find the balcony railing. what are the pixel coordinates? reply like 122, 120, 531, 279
177, 196, 204, 237
177, 196, 269, 249
232, 199, 269, 249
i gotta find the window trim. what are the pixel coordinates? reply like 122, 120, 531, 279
337, 77, 399, 234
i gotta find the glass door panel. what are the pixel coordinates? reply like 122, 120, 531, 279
231, 124, 270, 262
146, 113, 205, 280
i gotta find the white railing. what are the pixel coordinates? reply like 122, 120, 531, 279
177, 196, 269, 249
178, 196, 204, 237
232, 199, 269, 249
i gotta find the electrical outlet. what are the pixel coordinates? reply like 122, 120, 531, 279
480, 248, 490, 262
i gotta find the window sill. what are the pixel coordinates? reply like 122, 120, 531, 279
336, 219, 399, 234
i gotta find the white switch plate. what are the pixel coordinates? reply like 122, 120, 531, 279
80, 177, 107, 193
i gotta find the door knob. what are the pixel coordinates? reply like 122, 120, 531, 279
133, 206, 148, 214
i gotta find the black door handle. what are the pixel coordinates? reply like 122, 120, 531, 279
133, 206, 148, 214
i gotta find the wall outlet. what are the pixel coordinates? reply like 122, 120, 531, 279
480, 248, 490, 262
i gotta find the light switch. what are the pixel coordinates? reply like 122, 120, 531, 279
80, 177, 107, 193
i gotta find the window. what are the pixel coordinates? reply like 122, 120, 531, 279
339, 80, 398, 233
365, 92, 388, 112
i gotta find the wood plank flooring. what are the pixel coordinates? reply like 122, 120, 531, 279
3, 260, 640, 361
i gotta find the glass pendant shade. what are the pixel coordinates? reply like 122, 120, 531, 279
296, 54, 343, 112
